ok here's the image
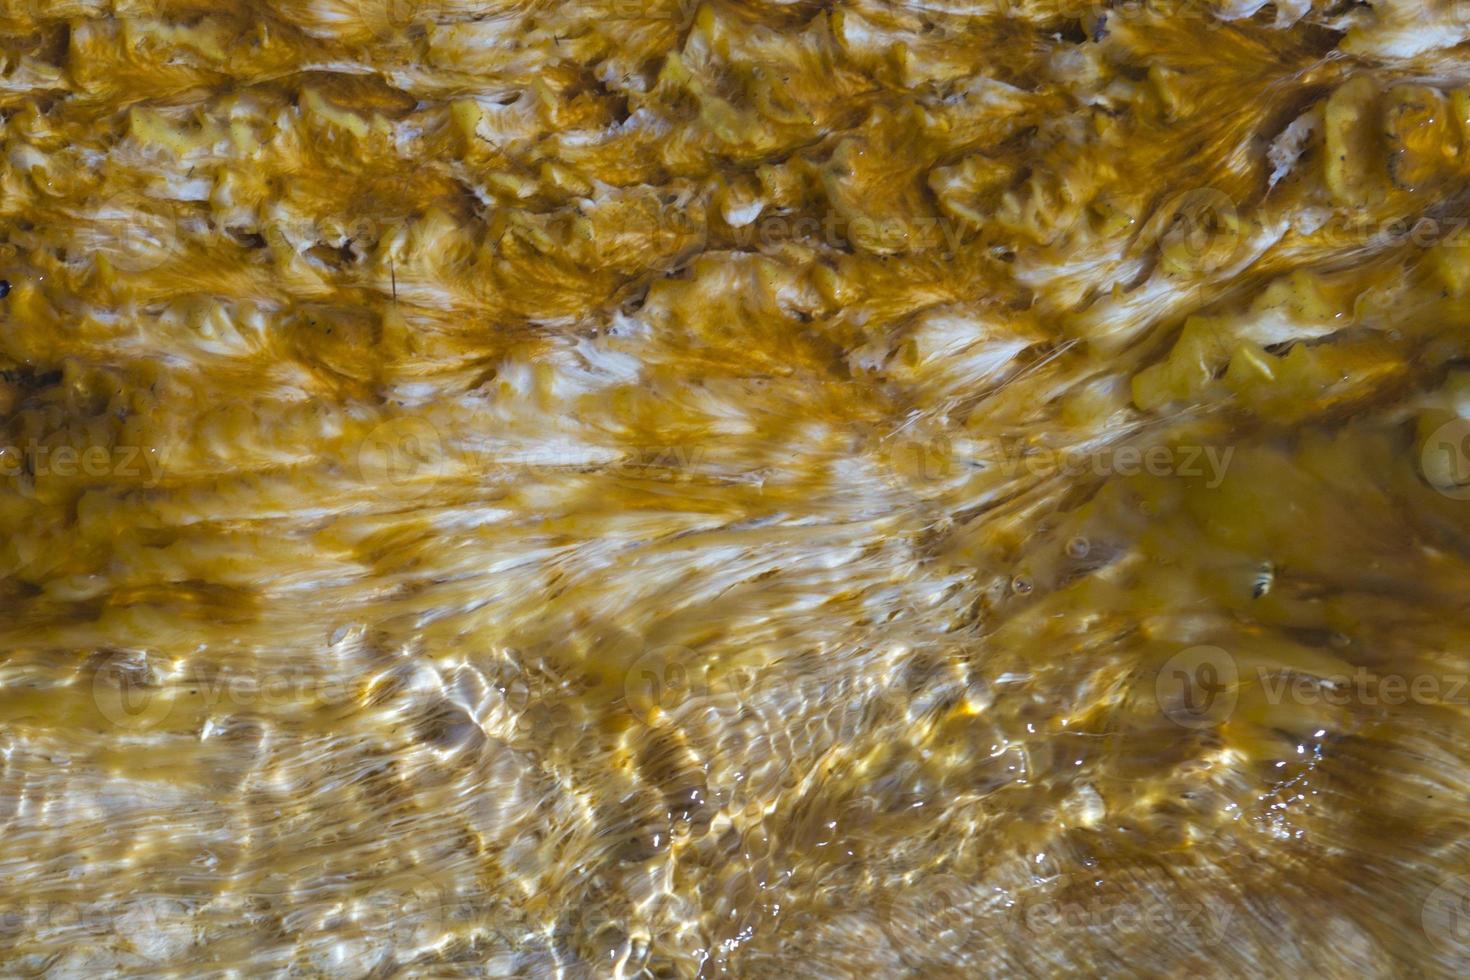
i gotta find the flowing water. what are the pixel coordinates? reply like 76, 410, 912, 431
2, 0, 1470, 976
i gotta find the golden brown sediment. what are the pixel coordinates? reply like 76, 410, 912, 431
2, 0, 1470, 975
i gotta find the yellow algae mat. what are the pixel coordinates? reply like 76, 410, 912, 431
1, 0, 1470, 975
